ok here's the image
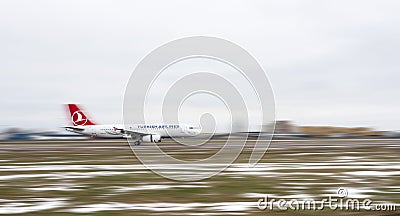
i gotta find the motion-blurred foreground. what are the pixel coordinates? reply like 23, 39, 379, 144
0, 138, 399, 215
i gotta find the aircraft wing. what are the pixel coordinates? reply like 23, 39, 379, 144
113, 127, 152, 136
114, 127, 161, 145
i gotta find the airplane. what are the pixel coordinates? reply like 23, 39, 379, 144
64, 104, 201, 145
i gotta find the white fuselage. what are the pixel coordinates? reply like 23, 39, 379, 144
66, 124, 200, 138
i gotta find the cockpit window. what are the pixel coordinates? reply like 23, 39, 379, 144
189, 127, 194, 129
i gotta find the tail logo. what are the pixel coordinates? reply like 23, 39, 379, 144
72, 111, 88, 126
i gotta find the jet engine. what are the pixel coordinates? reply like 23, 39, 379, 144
142, 134, 161, 143
122, 134, 132, 139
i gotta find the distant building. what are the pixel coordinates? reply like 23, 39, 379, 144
274, 120, 298, 134
0, 127, 91, 141
382, 131, 400, 138
261, 120, 298, 134
297, 126, 386, 137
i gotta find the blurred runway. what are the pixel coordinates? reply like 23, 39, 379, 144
1, 138, 399, 150
0, 139, 399, 215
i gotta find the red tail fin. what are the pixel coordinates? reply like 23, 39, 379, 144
66, 104, 96, 126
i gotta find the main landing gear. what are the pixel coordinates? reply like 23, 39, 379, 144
133, 139, 142, 146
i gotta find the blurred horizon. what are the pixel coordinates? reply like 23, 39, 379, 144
0, 119, 398, 135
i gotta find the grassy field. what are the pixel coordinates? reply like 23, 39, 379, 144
0, 140, 399, 215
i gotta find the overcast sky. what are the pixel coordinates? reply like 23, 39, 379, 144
1, 0, 399, 132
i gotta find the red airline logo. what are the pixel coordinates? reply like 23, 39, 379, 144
72, 111, 88, 126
